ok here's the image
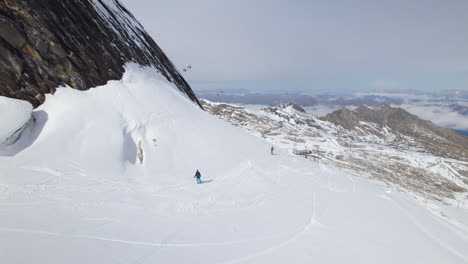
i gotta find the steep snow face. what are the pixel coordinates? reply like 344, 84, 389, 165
0, 96, 32, 145
1, 66, 467, 263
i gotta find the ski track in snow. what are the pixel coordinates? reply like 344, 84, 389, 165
0, 227, 292, 248
220, 213, 323, 264
3, 150, 465, 263
131, 160, 258, 264
389, 198, 468, 263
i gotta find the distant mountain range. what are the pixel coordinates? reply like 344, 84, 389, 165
321, 104, 467, 160
197, 93, 403, 107
201, 99, 468, 204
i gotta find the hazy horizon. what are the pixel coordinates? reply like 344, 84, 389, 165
121, 0, 468, 94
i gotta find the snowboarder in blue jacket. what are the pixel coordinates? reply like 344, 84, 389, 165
194, 170, 202, 184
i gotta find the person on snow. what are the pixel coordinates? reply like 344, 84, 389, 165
271, 146, 275, 155
194, 170, 202, 184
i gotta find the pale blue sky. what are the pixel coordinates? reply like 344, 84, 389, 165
121, 0, 468, 94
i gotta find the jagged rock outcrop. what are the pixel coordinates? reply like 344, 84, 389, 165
0, 0, 201, 108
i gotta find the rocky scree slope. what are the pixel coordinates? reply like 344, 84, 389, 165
0, 0, 200, 108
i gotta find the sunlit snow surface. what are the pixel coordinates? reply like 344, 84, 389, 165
0, 66, 467, 263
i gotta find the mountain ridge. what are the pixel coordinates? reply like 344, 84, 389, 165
321, 104, 468, 160
201, 99, 468, 203
0, 0, 201, 108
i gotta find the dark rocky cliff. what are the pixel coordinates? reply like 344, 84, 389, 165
0, 0, 201, 108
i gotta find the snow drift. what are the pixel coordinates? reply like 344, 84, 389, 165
0, 96, 32, 146
0, 66, 467, 263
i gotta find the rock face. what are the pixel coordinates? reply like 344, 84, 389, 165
0, 0, 201, 108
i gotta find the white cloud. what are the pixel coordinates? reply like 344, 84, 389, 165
399, 104, 468, 131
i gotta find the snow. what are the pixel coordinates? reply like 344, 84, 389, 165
0, 96, 32, 145
1, 65, 467, 263
202, 99, 468, 209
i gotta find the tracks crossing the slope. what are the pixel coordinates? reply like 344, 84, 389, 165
131, 160, 255, 264
132, 158, 326, 264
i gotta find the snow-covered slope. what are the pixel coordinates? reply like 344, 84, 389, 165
1, 66, 467, 263
201, 100, 468, 206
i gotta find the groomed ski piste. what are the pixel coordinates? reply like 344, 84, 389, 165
0, 65, 467, 263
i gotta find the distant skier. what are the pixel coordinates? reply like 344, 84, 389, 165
271, 146, 275, 155
194, 170, 202, 184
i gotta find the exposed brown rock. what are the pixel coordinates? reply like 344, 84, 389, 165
321, 104, 468, 160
